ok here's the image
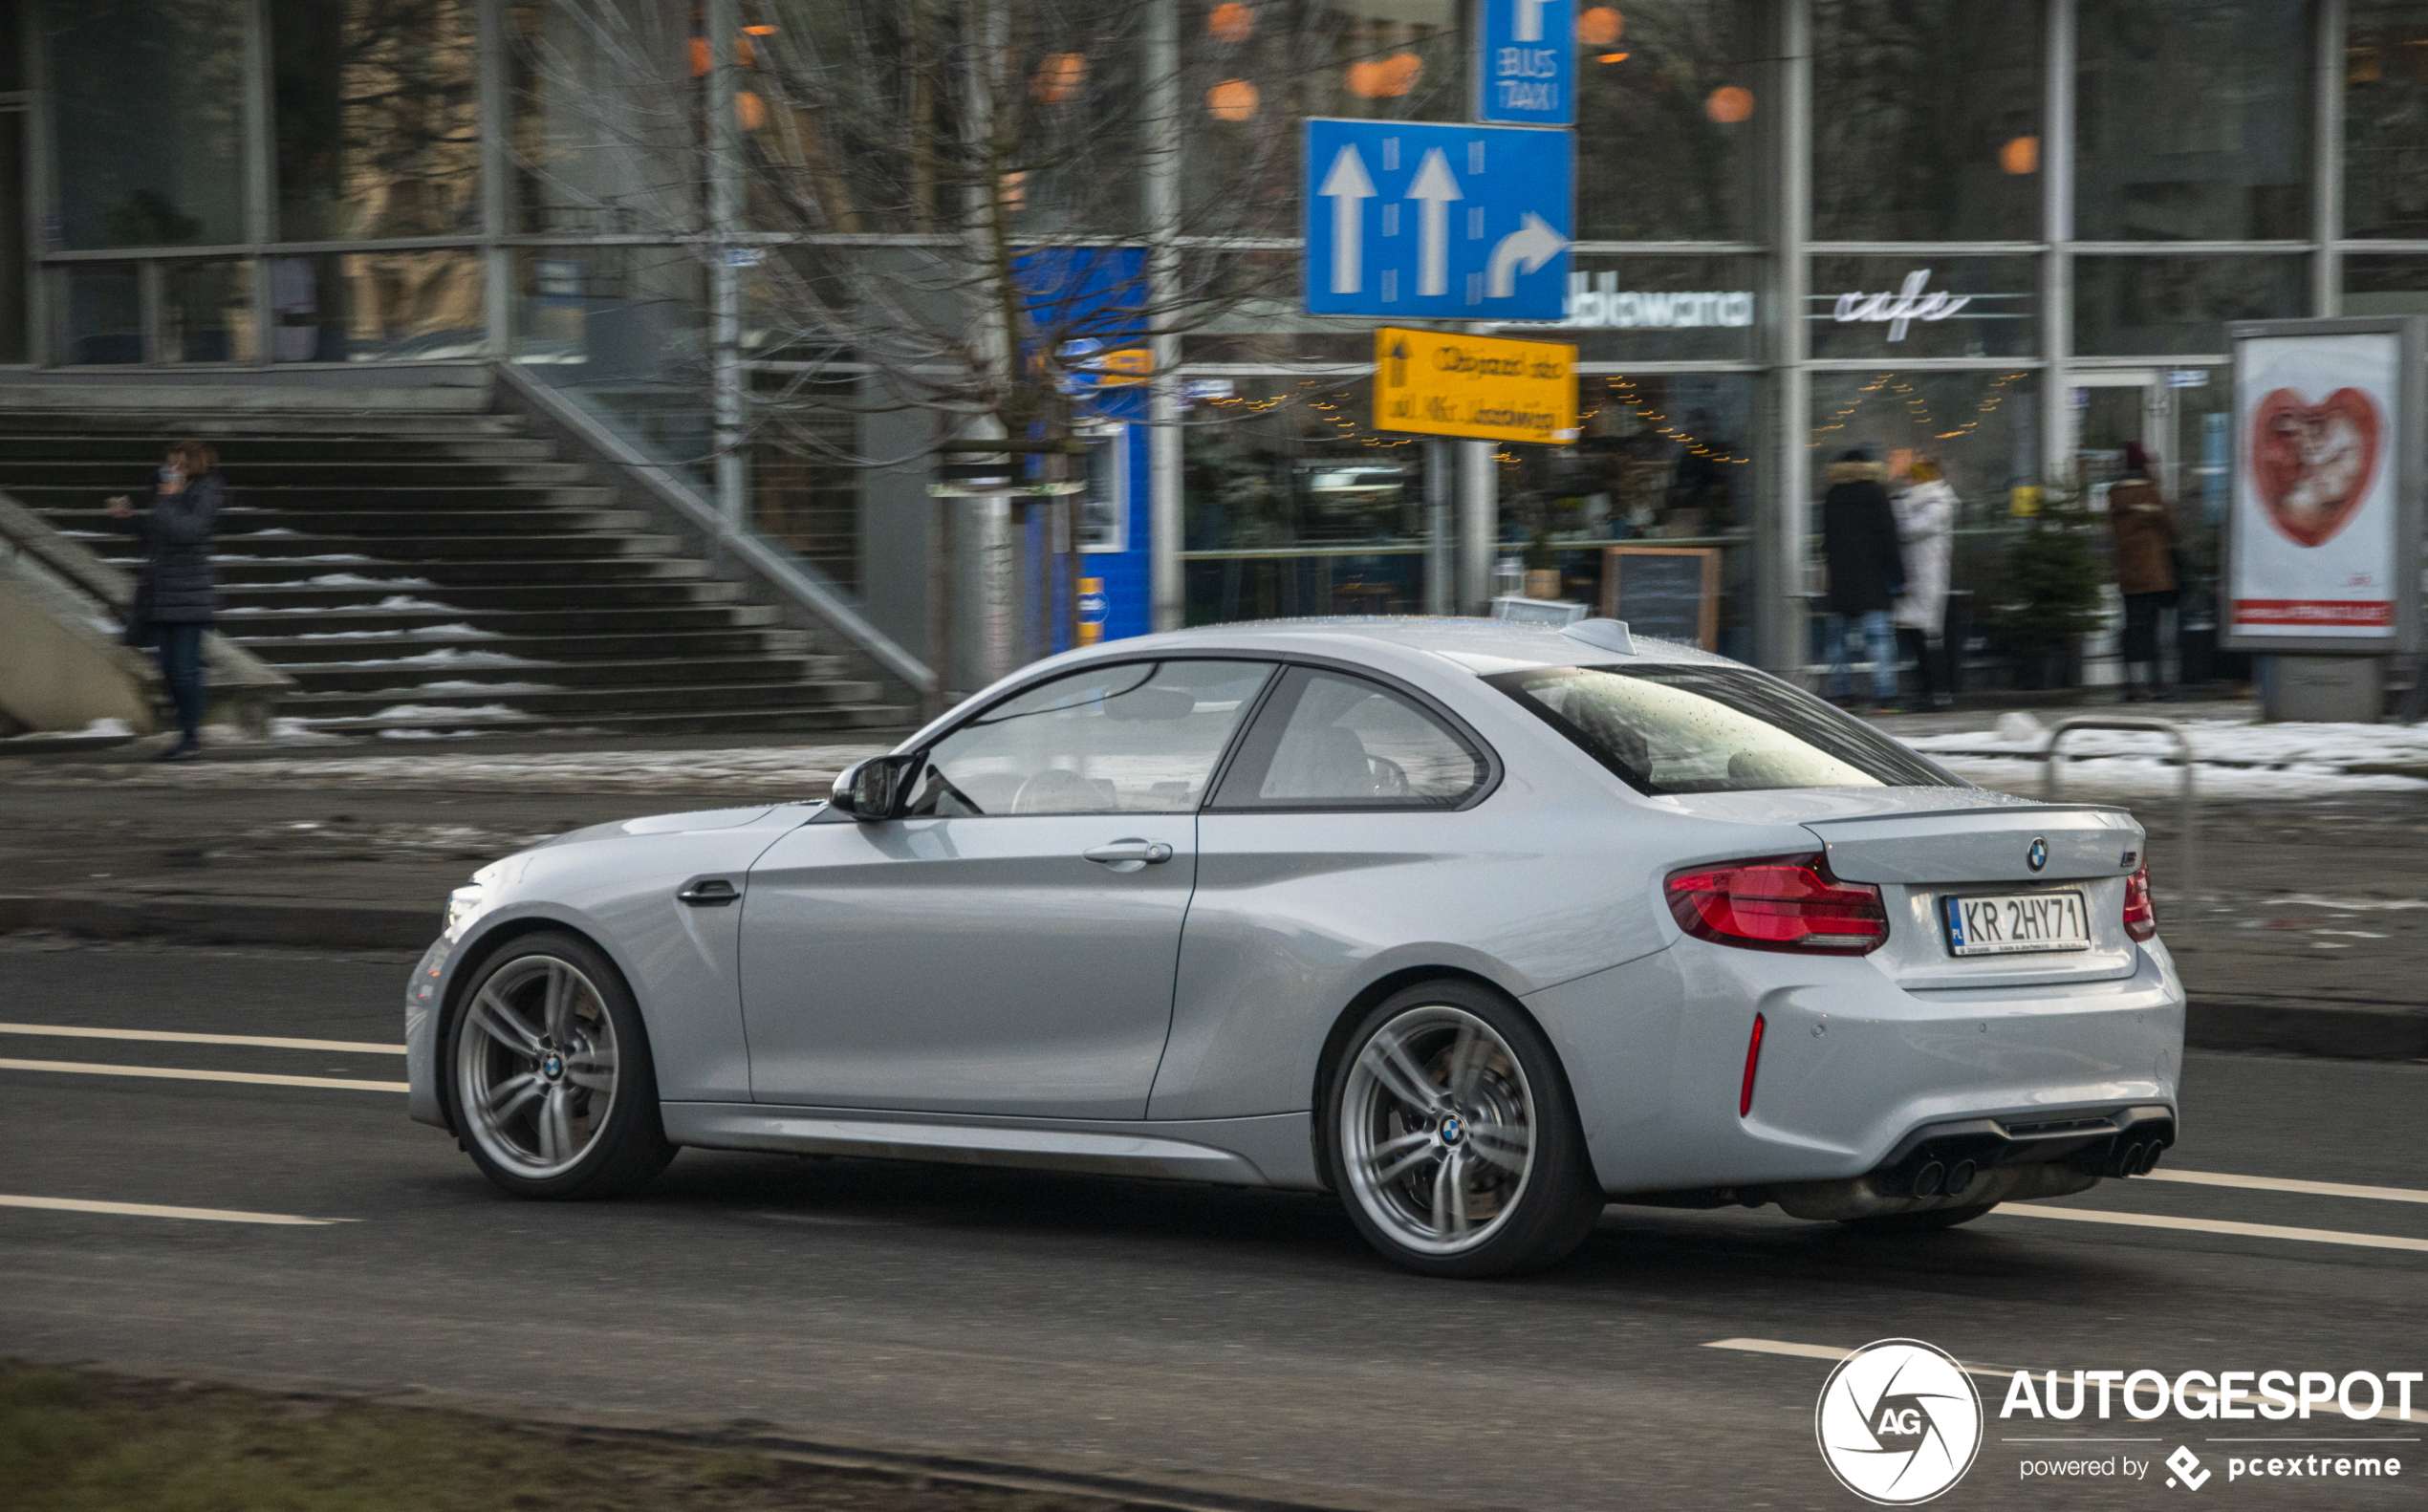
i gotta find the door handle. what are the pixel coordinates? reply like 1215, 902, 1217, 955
1082, 839, 1175, 869
677, 877, 741, 907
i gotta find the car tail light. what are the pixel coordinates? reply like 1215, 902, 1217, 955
1738, 1013, 1766, 1117
2122, 857, 2157, 942
1665, 853, 1889, 955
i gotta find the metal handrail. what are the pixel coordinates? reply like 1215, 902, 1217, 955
2042, 716, 2198, 892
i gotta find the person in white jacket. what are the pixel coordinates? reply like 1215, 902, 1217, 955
1893, 457, 1958, 711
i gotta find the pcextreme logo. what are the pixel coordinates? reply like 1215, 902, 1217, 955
1816, 1339, 1985, 1504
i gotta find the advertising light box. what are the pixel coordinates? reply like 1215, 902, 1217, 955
2223, 317, 2426, 655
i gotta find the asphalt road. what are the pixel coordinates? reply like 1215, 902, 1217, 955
3, 936, 2425, 1512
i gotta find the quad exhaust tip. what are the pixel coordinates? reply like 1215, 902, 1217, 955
1944, 1159, 1977, 1197
1912, 1160, 1944, 1199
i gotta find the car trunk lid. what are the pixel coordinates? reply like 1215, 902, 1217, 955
1658, 788, 2148, 989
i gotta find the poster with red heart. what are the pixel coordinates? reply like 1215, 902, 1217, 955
2230, 332, 2399, 640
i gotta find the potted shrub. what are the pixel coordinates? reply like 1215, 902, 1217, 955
1994, 486, 2106, 690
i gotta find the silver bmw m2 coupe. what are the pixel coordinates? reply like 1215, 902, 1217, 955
407, 617, 2183, 1276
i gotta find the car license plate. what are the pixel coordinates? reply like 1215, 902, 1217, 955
1943, 892, 2092, 956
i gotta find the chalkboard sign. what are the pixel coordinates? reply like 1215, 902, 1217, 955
1600, 547, 1721, 650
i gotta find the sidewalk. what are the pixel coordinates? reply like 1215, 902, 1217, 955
2, 717, 2421, 1060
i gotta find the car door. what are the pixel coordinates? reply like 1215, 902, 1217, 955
739, 658, 1275, 1119
1150, 664, 1502, 1121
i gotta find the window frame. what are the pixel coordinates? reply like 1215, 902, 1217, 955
1484, 661, 1964, 797
1203, 658, 1503, 815
898, 655, 1283, 820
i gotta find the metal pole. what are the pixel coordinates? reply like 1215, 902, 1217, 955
707, 0, 747, 528
1767, 0, 1812, 678
2314, 0, 2347, 317
2041, 0, 2076, 486
1458, 439, 1495, 613
477, 0, 512, 361
1425, 437, 1453, 615
1144, 0, 1184, 633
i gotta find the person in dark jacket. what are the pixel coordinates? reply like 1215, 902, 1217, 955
106, 439, 225, 761
1819, 447, 1905, 711
2108, 442, 2181, 702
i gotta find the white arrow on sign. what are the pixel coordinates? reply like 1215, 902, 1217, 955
1513, 0, 1548, 41
1406, 148, 1463, 298
1485, 212, 1568, 298
1318, 145, 1377, 294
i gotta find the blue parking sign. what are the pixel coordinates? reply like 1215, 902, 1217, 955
1477, 0, 1575, 125
1301, 119, 1572, 322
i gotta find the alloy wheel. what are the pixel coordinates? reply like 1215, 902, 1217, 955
1339, 1005, 1537, 1256
453, 954, 619, 1179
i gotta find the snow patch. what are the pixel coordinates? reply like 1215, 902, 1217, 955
303, 572, 436, 587
317, 703, 540, 727
335, 647, 545, 668
387, 680, 560, 695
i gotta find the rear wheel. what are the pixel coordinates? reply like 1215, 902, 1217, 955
1838, 1202, 1997, 1234
1324, 982, 1604, 1278
446, 931, 676, 1199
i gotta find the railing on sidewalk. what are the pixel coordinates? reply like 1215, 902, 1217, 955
0, 488, 293, 737
2041, 715, 2199, 891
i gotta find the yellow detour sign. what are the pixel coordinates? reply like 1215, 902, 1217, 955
1373, 327, 1578, 444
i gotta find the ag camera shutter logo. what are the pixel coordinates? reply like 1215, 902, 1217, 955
1816, 1339, 1984, 1504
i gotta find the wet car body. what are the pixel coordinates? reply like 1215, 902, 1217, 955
408, 616, 2184, 1273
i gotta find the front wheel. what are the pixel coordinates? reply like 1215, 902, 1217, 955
446, 931, 676, 1199
1324, 982, 1604, 1278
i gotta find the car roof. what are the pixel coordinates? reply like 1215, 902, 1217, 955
1054, 616, 1736, 678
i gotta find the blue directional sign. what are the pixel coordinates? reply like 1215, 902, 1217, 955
1477, 0, 1575, 125
1302, 119, 1572, 322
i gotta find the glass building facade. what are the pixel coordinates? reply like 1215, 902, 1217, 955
0, 0, 2420, 681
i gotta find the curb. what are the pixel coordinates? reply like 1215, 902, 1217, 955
0, 893, 432, 952
2185, 997, 2428, 1062
3, 895, 2420, 1061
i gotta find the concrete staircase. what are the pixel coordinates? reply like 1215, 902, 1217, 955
0, 411, 908, 739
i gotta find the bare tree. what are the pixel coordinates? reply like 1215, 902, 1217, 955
509, 0, 1466, 463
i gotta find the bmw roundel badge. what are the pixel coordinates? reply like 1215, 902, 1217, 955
2027, 836, 2049, 873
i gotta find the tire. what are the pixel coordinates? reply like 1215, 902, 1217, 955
445, 930, 677, 1199
1322, 981, 1605, 1278
1838, 1202, 1997, 1235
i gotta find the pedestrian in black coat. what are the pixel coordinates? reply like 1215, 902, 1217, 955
106, 439, 225, 761
1818, 447, 1906, 708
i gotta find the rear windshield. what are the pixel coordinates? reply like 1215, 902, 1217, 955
1485, 664, 1960, 795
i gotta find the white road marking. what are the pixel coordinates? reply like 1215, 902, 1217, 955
0, 1194, 353, 1226
1996, 1202, 2428, 1254
0, 1022, 404, 1055
2143, 1169, 2428, 1205
0, 1058, 407, 1092
1704, 1338, 2017, 1382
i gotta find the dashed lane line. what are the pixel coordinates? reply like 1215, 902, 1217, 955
0, 1022, 404, 1055
0, 1195, 355, 1225
2142, 1169, 2428, 1206
1995, 1202, 2428, 1254
0, 1058, 407, 1092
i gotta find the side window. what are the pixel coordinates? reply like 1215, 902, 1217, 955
908, 659, 1274, 816
1211, 668, 1487, 810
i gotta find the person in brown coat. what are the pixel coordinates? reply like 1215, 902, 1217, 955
2108, 442, 2181, 702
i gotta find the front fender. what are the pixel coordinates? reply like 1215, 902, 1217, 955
405, 811, 811, 1131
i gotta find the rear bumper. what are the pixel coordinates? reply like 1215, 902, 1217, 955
1528, 938, 2185, 1198
1766, 1102, 2176, 1220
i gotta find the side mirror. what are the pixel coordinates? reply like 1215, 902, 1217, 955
830, 754, 918, 821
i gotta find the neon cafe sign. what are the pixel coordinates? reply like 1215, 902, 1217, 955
1825, 269, 1973, 341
